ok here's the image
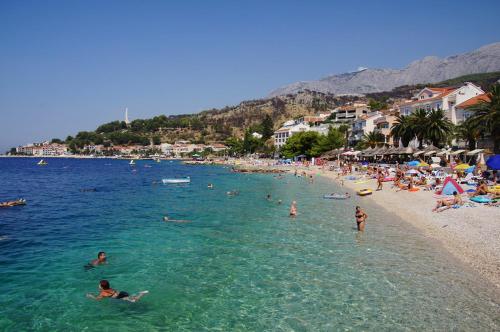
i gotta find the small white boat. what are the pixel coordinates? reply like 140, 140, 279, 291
129, 160, 136, 165
37, 159, 48, 166
162, 177, 190, 184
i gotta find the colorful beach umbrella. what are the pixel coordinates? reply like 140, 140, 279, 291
407, 160, 419, 167
417, 162, 429, 167
486, 155, 500, 170
455, 163, 471, 170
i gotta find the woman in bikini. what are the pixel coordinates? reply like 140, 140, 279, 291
355, 206, 368, 231
87, 280, 148, 303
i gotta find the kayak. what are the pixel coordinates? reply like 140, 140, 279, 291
323, 194, 349, 200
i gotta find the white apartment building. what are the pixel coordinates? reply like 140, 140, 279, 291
330, 103, 369, 123
398, 82, 484, 124
274, 123, 310, 148
350, 111, 384, 143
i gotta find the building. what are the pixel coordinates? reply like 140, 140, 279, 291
274, 122, 310, 148
160, 143, 173, 156
397, 82, 485, 124
208, 143, 228, 152
373, 112, 398, 145
330, 103, 370, 123
350, 112, 384, 144
454, 93, 491, 123
16, 142, 68, 156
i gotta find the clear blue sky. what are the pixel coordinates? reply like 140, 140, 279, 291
1, 0, 499, 151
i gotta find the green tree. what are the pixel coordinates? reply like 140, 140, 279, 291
281, 131, 322, 158
311, 127, 345, 155
51, 138, 63, 144
368, 98, 388, 111
261, 115, 274, 140
467, 83, 500, 153
456, 118, 482, 151
409, 109, 428, 148
242, 130, 262, 154
361, 131, 385, 148
225, 137, 244, 156
390, 115, 414, 147
338, 124, 350, 148
426, 109, 454, 147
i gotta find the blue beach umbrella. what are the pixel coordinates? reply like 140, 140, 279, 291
486, 155, 500, 170
407, 160, 419, 167
464, 166, 475, 173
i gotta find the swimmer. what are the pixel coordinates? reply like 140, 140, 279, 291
277, 199, 282, 205
226, 191, 239, 196
207, 183, 214, 189
84, 251, 107, 270
289, 201, 297, 217
86, 280, 148, 303
266, 194, 272, 201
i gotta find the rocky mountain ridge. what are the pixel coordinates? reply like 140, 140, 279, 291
269, 42, 500, 96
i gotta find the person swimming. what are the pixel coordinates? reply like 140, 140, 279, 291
266, 194, 272, 201
84, 251, 107, 270
289, 201, 297, 217
207, 183, 214, 189
86, 280, 148, 303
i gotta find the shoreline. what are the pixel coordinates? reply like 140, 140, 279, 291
214, 159, 500, 288
316, 167, 500, 289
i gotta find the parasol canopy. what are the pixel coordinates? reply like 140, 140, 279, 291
454, 163, 471, 170
486, 155, 500, 170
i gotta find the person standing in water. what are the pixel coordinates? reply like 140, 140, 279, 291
355, 206, 368, 231
289, 201, 297, 217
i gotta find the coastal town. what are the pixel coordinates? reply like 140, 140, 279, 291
7, 81, 495, 159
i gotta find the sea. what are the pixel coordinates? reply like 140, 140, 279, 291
0, 158, 498, 331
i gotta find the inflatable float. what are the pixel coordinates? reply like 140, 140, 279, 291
323, 194, 349, 200
357, 189, 372, 196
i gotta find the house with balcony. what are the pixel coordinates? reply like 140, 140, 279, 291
349, 112, 384, 145
330, 103, 369, 123
274, 122, 310, 149
373, 112, 398, 146
397, 82, 484, 124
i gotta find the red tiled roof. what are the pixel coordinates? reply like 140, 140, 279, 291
455, 93, 491, 109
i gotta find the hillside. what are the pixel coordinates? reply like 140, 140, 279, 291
269, 42, 500, 96
61, 71, 499, 151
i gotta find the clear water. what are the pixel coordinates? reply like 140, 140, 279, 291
0, 158, 498, 331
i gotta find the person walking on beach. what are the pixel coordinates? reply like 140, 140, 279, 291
355, 206, 368, 231
289, 201, 297, 218
376, 172, 383, 191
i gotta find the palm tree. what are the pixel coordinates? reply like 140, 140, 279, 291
467, 83, 500, 153
456, 118, 482, 151
409, 109, 428, 148
390, 115, 414, 147
426, 109, 454, 147
361, 131, 385, 148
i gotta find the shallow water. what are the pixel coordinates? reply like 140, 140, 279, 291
0, 158, 498, 331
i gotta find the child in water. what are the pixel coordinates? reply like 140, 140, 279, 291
86, 280, 148, 303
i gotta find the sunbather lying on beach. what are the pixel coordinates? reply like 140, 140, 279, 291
433, 191, 463, 212
86, 280, 148, 302
470, 181, 489, 197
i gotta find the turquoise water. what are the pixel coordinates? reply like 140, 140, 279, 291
0, 158, 498, 331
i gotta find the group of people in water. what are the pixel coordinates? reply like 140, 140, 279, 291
85, 251, 149, 302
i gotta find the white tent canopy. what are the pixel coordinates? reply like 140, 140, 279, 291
466, 149, 484, 156
450, 150, 466, 156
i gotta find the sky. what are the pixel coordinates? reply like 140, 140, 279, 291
1, 0, 500, 152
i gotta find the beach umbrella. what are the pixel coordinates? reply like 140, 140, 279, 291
486, 155, 500, 170
407, 160, 419, 167
417, 162, 429, 167
430, 163, 441, 169
455, 163, 471, 170
465, 166, 476, 174
406, 169, 419, 174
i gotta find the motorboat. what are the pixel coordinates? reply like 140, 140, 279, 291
37, 159, 48, 166
162, 177, 190, 184
129, 160, 136, 166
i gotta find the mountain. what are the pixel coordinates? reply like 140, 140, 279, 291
268, 42, 500, 97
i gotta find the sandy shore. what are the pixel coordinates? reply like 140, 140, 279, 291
314, 167, 500, 289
